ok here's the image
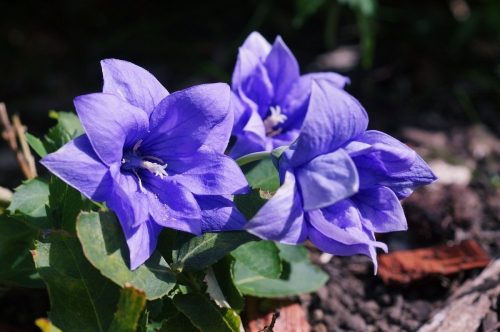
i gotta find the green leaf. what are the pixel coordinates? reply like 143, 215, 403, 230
44, 111, 84, 153
241, 157, 280, 191
108, 285, 147, 332
0, 215, 42, 287
232, 243, 329, 297
171, 231, 256, 272
160, 313, 199, 332
232, 241, 281, 279
234, 189, 269, 220
33, 236, 120, 332
8, 178, 49, 219
213, 257, 244, 312
77, 211, 177, 300
26, 132, 48, 157
47, 176, 83, 232
173, 293, 240, 332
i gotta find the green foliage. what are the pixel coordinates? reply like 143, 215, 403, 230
44, 111, 84, 153
232, 240, 282, 279
171, 231, 256, 272
108, 286, 147, 332
235, 155, 281, 219
173, 293, 241, 332
33, 237, 121, 332
3, 110, 329, 330
232, 242, 329, 297
8, 178, 49, 219
25, 132, 48, 157
0, 215, 42, 287
77, 211, 177, 300
48, 176, 83, 232
213, 257, 245, 312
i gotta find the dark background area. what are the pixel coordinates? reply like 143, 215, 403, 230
0, 1, 499, 331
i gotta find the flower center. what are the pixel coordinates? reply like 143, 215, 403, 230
121, 140, 168, 190
263, 105, 287, 137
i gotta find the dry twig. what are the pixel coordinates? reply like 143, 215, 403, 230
0, 102, 37, 179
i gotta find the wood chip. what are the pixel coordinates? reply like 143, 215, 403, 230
378, 240, 490, 284
245, 297, 310, 332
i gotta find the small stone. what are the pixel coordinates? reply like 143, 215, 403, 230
345, 314, 367, 331
312, 309, 324, 321
316, 286, 329, 302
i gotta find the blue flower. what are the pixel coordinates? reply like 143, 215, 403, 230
229, 32, 350, 158
245, 79, 437, 270
42, 59, 249, 269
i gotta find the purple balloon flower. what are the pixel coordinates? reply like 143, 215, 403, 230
245, 80, 437, 270
229, 32, 350, 158
42, 59, 249, 269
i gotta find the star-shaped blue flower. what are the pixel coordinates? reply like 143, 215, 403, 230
245, 79, 437, 270
229, 32, 350, 158
42, 59, 249, 269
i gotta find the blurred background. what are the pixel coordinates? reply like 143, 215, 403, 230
1, 1, 499, 331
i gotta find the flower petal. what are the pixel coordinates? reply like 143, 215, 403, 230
245, 171, 308, 244
101, 59, 169, 115
74, 93, 149, 165
353, 187, 407, 233
291, 80, 368, 166
41, 135, 112, 201
236, 57, 274, 118
143, 83, 231, 158
347, 130, 437, 198
296, 149, 359, 211
107, 165, 150, 228
196, 195, 246, 232
308, 225, 381, 273
240, 31, 272, 61
123, 218, 163, 270
166, 147, 249, 195
143, 175, 202, 235
264, 36, 300, 104
281, 72, 350, 130
230, 108, 267, 158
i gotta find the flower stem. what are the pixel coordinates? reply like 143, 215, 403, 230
236, 151, 271, 167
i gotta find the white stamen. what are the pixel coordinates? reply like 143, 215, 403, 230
263, 106, 287, 137
133, 169, 145, 192
140, 160, 168, 179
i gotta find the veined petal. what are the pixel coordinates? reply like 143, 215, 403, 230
196, 195, 246, 232
264, 36, 300, 104
74, 93, 149, 165
245, 171, 308, 244
291, 80, 368, 166
41, 135, 112, 201
101, 59, 169, 115
240, 31, 272, 61
107, 166, 150, 228
271, 128, 300, 149
353, 187, 407, 233
143, 83, 231, 159
143, 175, 202, 235
308, 225, 381, 273
229, 108, 267, 158
167, 147, 249, 195
307, 208, 387, 249
122, 218, 163, 270
296, 149, 359, 211
281, 72, 351, 130
231, 48, 263, 91
237, 59, 274, 118
347, 131, 437, 198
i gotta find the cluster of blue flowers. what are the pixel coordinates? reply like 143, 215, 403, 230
42, 32, 436, 270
